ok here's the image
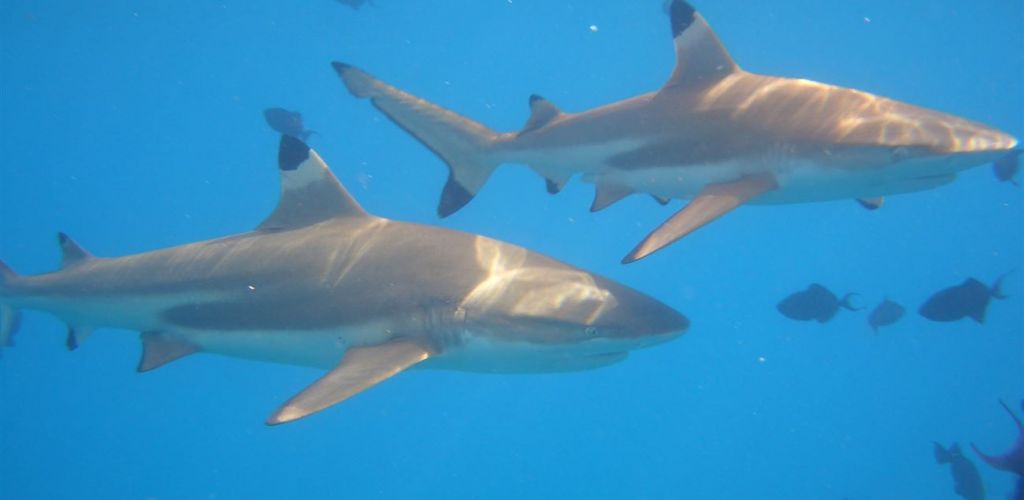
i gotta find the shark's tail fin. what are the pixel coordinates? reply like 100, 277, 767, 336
332, 62, 501, 217
0, 260, 23, 349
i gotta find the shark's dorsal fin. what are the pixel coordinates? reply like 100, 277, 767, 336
266, 340, 432, 425
258, 135, 367, 231
662, 0, 738, 91
519, 95, 563, 136
623, 174, 777, 263
590, 183, 634, 212
58, 232, 93, 269
137, 331, 199, 372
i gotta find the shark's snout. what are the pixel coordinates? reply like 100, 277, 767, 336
596, 281, 689, 343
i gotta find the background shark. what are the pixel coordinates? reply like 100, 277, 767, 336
0, 135, 687, 425
332, 0, 1020, 263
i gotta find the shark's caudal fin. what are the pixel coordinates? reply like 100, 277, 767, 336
661, 0, 738, 91
970, 400, 1024, 472
258, 135, 368, 231
267, 340, 431, 425
0, 261, 22, 349
332, 62, 500, 217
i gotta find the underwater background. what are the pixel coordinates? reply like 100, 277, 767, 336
1, 1, 1022, 498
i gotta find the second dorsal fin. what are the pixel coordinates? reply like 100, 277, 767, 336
258, 135, 367, 231
661, 0, 738, 91
519, 95, 562, 136
57, 232, 94, 269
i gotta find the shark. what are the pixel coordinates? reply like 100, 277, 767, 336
0, 135, 688, 425
332, 0, 1020, 263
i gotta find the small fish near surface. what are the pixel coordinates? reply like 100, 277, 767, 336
263, 107, 315, 141
972, 400, 1024, 499
0, 135, 688, 425
935, 442, 987, 500
332, 0, 1019, 263
867, 298, 905, 334
776, 284, 860, 323
918, 274, 1009, 324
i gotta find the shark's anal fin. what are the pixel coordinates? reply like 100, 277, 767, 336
856, 197, 884, 210
65, 326, 95, 351
257, 135, 367, 231
662, 0, 738, 91
137, 331, 199, 372
57, 233, 94, 269
623, 174, 777, 263
519, 95, 562, 136
266, 341, 431, 425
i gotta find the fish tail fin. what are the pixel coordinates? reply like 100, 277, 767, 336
991, 271, 1012, 300
0, 260, 23, 349
840, 293, 863, 312
933, 442, 952, 464
333, 62, 501, 217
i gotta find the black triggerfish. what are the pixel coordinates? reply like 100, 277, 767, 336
776, 284, 860, 323
867, 298, 904, 334
919, 274, 1009, 324
934, 442, 986, 500
263, 108, 315, 141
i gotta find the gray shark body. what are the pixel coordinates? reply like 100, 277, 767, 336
333, 0, 1019, 262
0, 136, 687, 424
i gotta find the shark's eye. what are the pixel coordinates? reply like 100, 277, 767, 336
584, 326, 598, 337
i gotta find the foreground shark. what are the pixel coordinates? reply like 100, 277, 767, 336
333, 0, 1020, 262
0, 136, 687, 425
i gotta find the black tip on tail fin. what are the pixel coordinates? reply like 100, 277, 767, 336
278, 135, 311, 171
439, 175, 475, 218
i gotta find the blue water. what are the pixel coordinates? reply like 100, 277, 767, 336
1, 1, 1022, 498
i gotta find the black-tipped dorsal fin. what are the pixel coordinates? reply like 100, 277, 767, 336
662, 0, 738, 91
258, 135, 367, 231
590, 183, 634, 212
266, 341, 431, 425
519, 95, 563, 136
58, 232, 93, 269
137, 331, 199, 372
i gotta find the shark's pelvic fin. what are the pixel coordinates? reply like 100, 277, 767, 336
332, 62, 500, 218
591, 183, 634, 212
57, 232, 94, 269
266, 340, 432, 425
662, 0, 738, 91
65, 325, 95, 351
137, 331, 200, 372
535, 168, 571, 195
519, 94, 563, 136
623, 174, 777, 263
258, 135, 367, 231
652, 195, 671, 206
856, 197, 885, 210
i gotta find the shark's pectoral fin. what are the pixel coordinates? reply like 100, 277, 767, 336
661, 0, 738, 91
623, 174, 777, 263
137, 331, 199, 372
257, 135, 367, 231
266, 341, 432, 425
591, 183, 634, 212
856, 197, 885, 210
519, 95, 563, 136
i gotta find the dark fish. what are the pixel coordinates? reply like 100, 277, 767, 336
776, 284, 860, 323
336, 0, 374, 10
972, 400, 1024, 477
935, 442, 986, 500
993, 149, 1021, 186
263, 108, 315, 141
867, 298, 904, 334
918, 274, 1009, 324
